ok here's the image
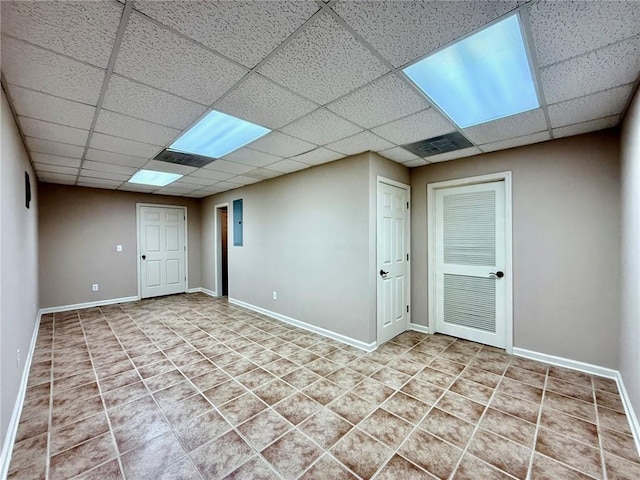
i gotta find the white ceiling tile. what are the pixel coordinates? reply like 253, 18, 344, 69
372, 109, 456, 145
548, 85, 633, 128
184, 191, 212, 198
426, 147, 482, 163
34, 163, 79, 176
480, 131, 551, 153
463, 109, 548, 144
1, 0, 123, 68
31, 153, 82, 169
90, 133, 161, 158
289, 148, 345, 166
326, 131, 394, 155
188, 169, 236, 181
227, 176, 262, 186
332, 1, 521, 67
258, 13, 389, 104
215, 74, 318, 130
102, 75, 207, 129
133, 0, 318, 68
202, 160, 254, 175
7, 86, 95, 130
222, 149, 284, 168
77, 177, 123, 188
529, 0, 640, 67
85, 149, 148, 168
37, 172, 77, 184
247, 132, 317, 158
327, 74, 430, 128
114, 13, 247, 105
165, 180, 202, 191
267, 159, 310, 173
192, 185, 227, 195
378, 147, 419, 163
1, 37, 106, 105
118, 183, 156, 193
243, 168, 284, 180
213, 181, 244, 190
80, 169, 130, 182
281, 108, 362, 145
552, 115, 620, 139
26, 137, 84, 158
19, 117, 89, 146
95, 110, 180, 147
180, 176, 217, 186
144, 160, 196, 176
81, 160, 137, 176
541, 37, 640, 105
402, 159, 429, 168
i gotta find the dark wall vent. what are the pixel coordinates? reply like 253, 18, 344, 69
154, 149, 216, 168
402, 131, 474, 158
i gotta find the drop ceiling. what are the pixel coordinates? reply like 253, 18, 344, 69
1, 0, 638, 198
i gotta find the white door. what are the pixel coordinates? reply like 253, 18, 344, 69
139, 206, 186, 298
434, 181, 506, 348
377, 180, 410, 345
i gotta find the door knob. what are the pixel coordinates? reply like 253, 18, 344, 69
141, 255, 146, 260
489, 271, 504, 278
380, 270, 388, 276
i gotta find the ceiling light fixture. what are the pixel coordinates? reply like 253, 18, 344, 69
128, 169, 183, 187
403, 14, 539, 128
169, 110, 271, 159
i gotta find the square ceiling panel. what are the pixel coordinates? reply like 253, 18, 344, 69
529, 0, 640, 67
102, 75, 207, 130
379, 146, 420, 164
332, 0, 521, 68
144, 160, 196, 176
547, 85, 633, 128
7, 86, 96, 130
327, 73, 430, 129
1, 37, 106, 105
0, 0, 123, 68
462, 109, 547, 144
326, 131, 394, 156
19, 117, 89, 147
243, 168, 284, 180
26, 138, 84, 159
258, 13, 389, 104
553, 115, 619, 140
426, 146, 482, 163
81, 161, 137, 176
247, 132, 316, 158
372, 109, 455, 145
90, 132, 161, 158
215, 74, 318, 130
480, 131, 550, 153
222, 148, 284, 168
38, 173, 77, 185
80, 169, 130, 182
267, 159, 310, 174
95, 110, 181, 147
114, 13, 247, 105
31, 153, 81, 169
541, 37, 640, 105
132, 0, 319, 68
85, 149, 148, 168
281, 108, 362, 145
187, 169, 235, 181
34, 163, 79, 177
289, 148, 345, 166
402, 159, 430, 168
202, 159, 255, 175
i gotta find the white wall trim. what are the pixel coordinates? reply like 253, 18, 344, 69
187, 287, 217, 297
39, 296, 138, 314
229, 298, 377, 352
409, 322, 431, 334
0, 313, 41, 479
514, 347, 640, 453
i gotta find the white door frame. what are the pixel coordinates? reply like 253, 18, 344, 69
427, 172, 513, 353
136, 203, 189, 299
214, 202, 230, 297
376, 176, 411, 345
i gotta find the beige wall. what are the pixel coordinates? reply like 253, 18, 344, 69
410, 131, 621, 368
1, 89, 39, 455
620, 90, 640, 418
202, 152, 409, 345
38, 184, 202, 308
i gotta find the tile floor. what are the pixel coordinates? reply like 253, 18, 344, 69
7, 293, 640, 480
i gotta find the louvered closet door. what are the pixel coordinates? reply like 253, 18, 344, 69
434, 181, 506, 348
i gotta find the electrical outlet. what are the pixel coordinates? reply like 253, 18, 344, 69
272, 291, 277, 300
92, 284, 99, 292
16, 349, 20, 369
116, 245, 123, 252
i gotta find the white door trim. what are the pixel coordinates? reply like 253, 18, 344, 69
136, 203, 189, 299
214, 202, 230, 297
376, 176, 411, 345
427, 172, 513, 353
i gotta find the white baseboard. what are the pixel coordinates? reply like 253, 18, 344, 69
409, 322, 431, 334
513, 347, 640, 454
228, 298, 377, 352
40, 296, 138, 314
0, 312, 41, 479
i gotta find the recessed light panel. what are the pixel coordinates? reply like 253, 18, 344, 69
169, 110, 270, 159
128, 169, 183, 187
403, 14, 539, 128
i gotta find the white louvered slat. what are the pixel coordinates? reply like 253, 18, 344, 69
443, 274, 496, 332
